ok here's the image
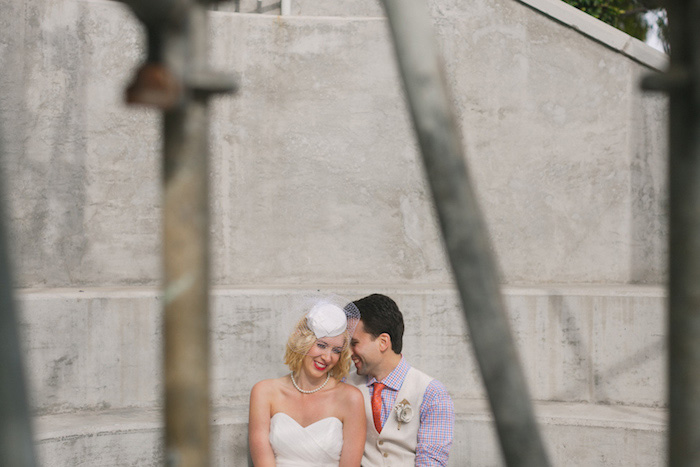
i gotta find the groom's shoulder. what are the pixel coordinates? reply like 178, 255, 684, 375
415, 366, 452, 389
407, 365, 436, 384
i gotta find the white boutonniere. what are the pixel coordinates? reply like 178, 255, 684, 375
394, 398, 413, 430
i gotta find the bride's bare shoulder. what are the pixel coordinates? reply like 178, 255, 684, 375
336, 381, 364, 405
251, 375, 289, 395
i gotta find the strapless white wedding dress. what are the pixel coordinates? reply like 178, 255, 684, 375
269, 412, 343, 466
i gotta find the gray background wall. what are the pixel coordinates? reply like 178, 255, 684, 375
2, 0, 667, 289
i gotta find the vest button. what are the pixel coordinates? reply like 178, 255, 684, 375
383, 453, 389, 458
378, 440, 384, 446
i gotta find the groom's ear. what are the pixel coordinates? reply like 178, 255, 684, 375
377, 333, 392, 353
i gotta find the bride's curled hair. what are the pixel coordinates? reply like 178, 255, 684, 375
284, 316, 352, 381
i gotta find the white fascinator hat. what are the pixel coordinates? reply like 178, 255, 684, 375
286, 294, 361, 355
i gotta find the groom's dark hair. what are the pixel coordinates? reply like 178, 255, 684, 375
352, 294, 404, 354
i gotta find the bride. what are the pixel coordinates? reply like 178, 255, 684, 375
249, 296, 366, 466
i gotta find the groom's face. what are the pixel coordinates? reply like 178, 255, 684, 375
350, 320, 382, 377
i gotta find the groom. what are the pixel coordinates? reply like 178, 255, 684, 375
348, 294, 454, 466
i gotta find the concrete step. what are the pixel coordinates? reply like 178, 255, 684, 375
18, 286, 666, 414
453, 399, 665, 466
34, 400, 665, 466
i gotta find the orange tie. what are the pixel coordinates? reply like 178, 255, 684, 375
372, 382, 386, 433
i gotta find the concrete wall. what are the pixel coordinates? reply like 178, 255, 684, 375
23, 286, 666, 465
2, 0, 667, 289
34, 402, 665, 466
20, 287, 665, 415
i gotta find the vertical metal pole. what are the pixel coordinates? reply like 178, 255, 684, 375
162, 3, 211, 466
666, 0, 700, 464
379, 0, 550, 465
121, 2, 234, 465
281, 0, 291, 16
0, 117, 37, 467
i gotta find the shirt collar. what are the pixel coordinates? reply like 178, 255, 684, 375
366, 356, 410, 391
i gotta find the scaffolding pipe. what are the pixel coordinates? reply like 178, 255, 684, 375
122, 1, 235, 465
379, 0, 550, 465
281, 0, 291, 16
161, 4, 211, 466
664, 0, 700, 464
0, 118, 37, 467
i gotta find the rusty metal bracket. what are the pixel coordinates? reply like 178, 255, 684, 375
121, 0, 237, 110
126, 63, 182, 109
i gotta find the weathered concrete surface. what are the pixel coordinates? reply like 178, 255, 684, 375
19, 286, 665, 413
19, 288, 162, 414
19, 286, 667, 464
4, 0, 159, 289
216, 0, 668, 70
33, 401, 664, 466
19, 285, 668, 465
0, 0, 25, 192
1, 0, 667, 288
205, 9, 668, 286
34, 406, 249, 466
453, 399, 665, 466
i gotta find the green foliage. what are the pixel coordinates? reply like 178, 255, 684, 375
561, 0, 661, 43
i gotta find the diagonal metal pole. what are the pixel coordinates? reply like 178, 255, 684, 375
657, 0, 700, 464
0, 115, 38, 467
379, 0, 550, 465
121, 1, 235, 465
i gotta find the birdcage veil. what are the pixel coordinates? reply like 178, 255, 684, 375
285, 294, 360, 355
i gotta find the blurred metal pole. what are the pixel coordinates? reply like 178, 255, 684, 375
281, 0, 291, 16
0, 116, 38, 466
161, 5, 212, 466
660, 0, 700, 463
121, 1, 235, 466
379, 0, 550, 465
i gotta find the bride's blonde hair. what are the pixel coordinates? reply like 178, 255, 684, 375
284, 316, 352, 381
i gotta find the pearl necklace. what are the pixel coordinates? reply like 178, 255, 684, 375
290, 372, 330, 394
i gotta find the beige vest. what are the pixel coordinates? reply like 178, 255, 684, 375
349, 368, 433, 467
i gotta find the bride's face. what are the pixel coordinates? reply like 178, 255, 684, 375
303, 335, 345, 377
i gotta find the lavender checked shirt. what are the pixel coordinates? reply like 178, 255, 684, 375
366, 357, 455, 466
